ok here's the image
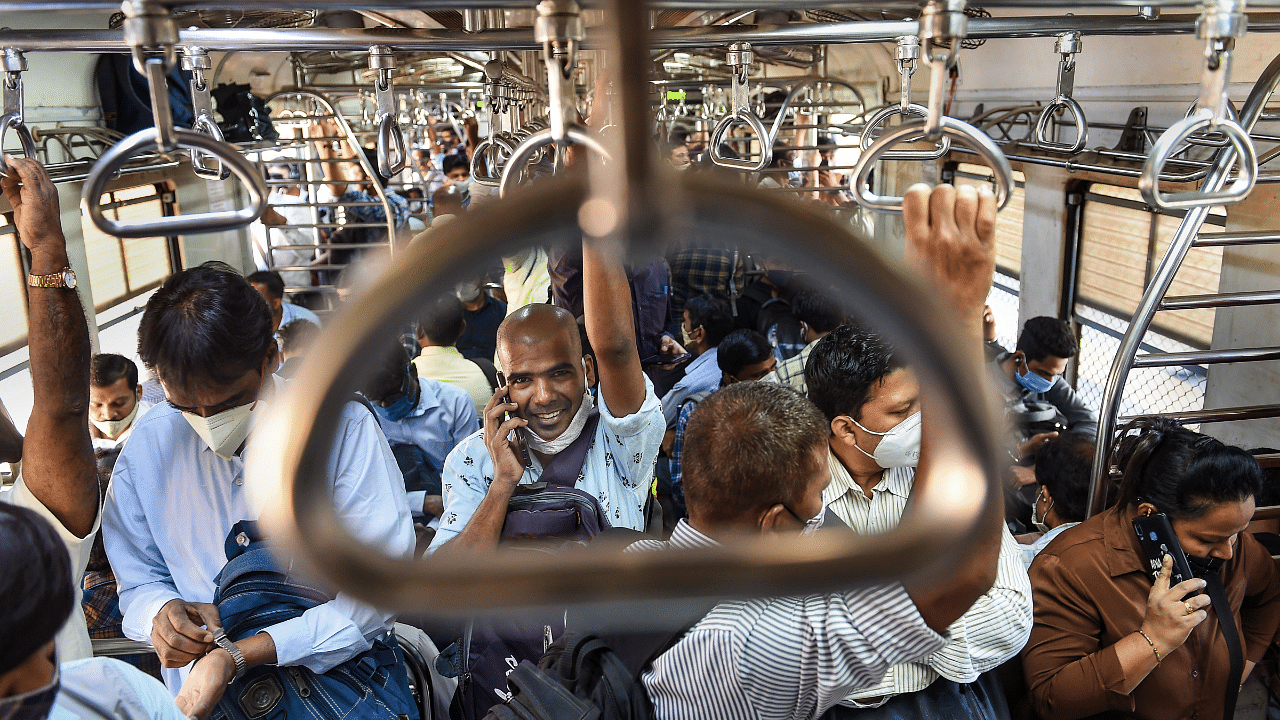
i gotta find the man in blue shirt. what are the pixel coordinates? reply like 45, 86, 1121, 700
660, 294, 734, 430
103, 263, 415, 719
362, 342, 479, 518
247, 270, 321, 336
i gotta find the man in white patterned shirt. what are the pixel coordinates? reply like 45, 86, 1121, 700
638, 182, 1010, 720
804, 327, 1032, 716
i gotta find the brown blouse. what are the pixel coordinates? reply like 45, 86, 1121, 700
1022, 506, 1280, 720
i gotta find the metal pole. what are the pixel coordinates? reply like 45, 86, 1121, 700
1085, 48, 1280, 517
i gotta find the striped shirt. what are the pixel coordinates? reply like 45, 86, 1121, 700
634, 521, 947, 720
823, 452, 1033, 706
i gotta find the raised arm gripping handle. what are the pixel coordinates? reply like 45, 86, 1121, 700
853, 116, 1014, 215
0, 113, 36, 177
1034, 95, 1089, 154
1139, 108, 1258, 211
82, 127, 268, 238
377, 114, 407, 179
498, 126, 610, 198
859, 103, 951, 160
708, 110, 773, 172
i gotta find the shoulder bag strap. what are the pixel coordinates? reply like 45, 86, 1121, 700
538, 411, 601, 489
1203, 571, 1244, 720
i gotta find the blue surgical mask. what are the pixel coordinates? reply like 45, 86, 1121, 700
0, 669, 60, 720
1015, 368, 1058, 394
374, 379, 419, 422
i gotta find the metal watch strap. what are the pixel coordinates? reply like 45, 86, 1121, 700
212, 629, 247, 684
27, 267, 72, 289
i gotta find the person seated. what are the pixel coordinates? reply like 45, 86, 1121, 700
665, 140, 690, 171
805, 323, 1033, 716
669, 329, 775, 517
757, 144, 796, 189
247, 270, 321, 335
429, 183, 467, 230
428, 230, 664, 552
414, 294, 497, 418
362, 341, 478, 519
0, 158, 100, 663
1023, 417, 1280, 720
454, 279, 507, 362
1015, 432, 1092, 569
996, 316, 1098, 438
88, 353, 152, 482
102, 262, 416, 719
1, 505, 186, 720
660, 294, 734, 432
773, 286, 845, 395
441, 153, 472, 195
275, 320, 321, 380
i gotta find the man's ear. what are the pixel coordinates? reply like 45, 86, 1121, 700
830, 415, 857, 443
135, 384, 144, 399
263, 344, 280, 374
758, 503, 793, 535
583, 354, 598, 389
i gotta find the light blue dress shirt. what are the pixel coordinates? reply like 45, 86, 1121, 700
428, 378, 664, 552
660, 347, 720, 428
279, 302, 322, 329
375, 376, 480, 513
50, 658, 186, 720
103, 396, 415, 692
1019, 521, 1081, 571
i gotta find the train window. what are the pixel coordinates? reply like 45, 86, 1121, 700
0, 225, 28, 354
80, 184, 178, 312
951, 163, 1026, 277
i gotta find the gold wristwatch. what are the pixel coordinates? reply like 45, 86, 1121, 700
27, 267, 77, 289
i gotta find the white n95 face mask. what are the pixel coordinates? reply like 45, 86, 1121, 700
91, 398, 141, 439
182, 401, 264, 460
847, 411, 922, 468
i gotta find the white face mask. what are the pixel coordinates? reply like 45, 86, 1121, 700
182, 400, 264, 460
760, 370, 779, 384
521, 390, 594, 456
91, 396, 141, 439
1032, 488, 1054, 534
846, 411, 922, 468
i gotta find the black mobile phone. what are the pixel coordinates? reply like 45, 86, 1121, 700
495, 371, 532, 468
1132, 512, 1199, 593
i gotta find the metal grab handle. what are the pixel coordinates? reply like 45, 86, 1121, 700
471, 134, 516, 187
377, 114, 407, 178
1034, 95, 1089, 154
859, 104, 951, 161
0, 113, 36, 177
82, 127, 267, 238
190, 114, 231, 180
708, 110, 773, 172
853, 117, 1014, 215
245, 174, 1004, 617
1140, 108, 1258, 211
499, 126, 610, 199
1183, 98, 1240, 148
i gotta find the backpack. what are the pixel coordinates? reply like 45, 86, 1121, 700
211, 83, 278, 143
391, 441, 442, 495
95, 54, 195, 136
482, 611, 713, 720
210, 521, 420, 720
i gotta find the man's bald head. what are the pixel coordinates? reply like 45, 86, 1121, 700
496, 304, 582, 365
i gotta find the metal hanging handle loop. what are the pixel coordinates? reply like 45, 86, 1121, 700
190, 114, 231, 180
471, 139, 499, 185
1183, 98, 1240, 148
708, 110, 773, 172
1034, 96, 1089, 154
853, 117, 1014, 215
81, 127, 268, 238
499, 125, 610, 198
1140, 108, 1257, 211
0, 112, 36, 177
377, 113, 407, 178
859, 103, 952, 160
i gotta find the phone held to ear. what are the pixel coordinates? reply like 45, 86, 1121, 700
1132, 511, 1200, 596
495, 371, 533, 468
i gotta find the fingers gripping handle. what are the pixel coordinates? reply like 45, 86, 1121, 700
82, 127, 268, 238
853, 117, 1013, 215
0, 113, 36, 177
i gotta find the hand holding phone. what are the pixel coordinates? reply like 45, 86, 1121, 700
493, 372, 532, 470
1132, 512, 1197, 589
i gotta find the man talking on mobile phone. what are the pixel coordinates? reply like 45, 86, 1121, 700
427, 229, 665, 553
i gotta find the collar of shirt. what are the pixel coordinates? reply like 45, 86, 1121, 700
407, 378, 444, 419
825, 449, 912, 504
417, 345, 463, 363
1102, 505, 1149, 578
667, 519, 723, 550
683, 346, 720, 385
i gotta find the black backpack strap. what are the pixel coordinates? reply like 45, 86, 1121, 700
1204, 571, 1244, 720
538, 411, 601, 489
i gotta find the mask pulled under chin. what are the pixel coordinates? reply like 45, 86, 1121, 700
1187, 554, 1226, 578
90, 398, 141, 439
0, 669, 60, 720
520, 391, 595, 456
182, 401, 264, 460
